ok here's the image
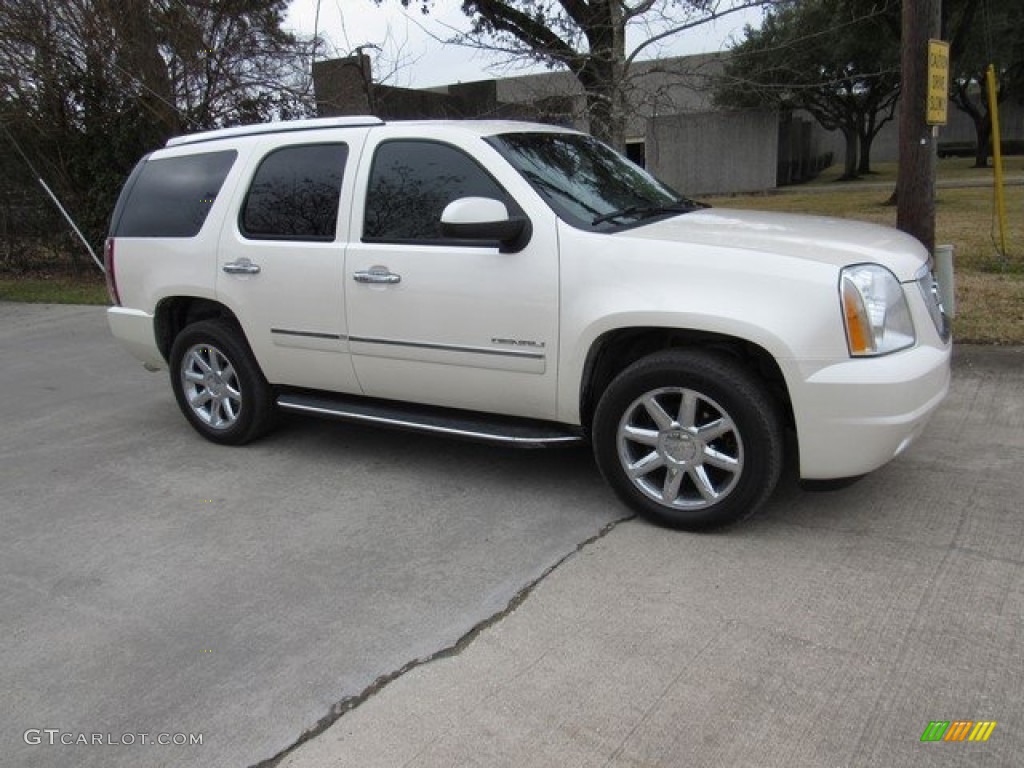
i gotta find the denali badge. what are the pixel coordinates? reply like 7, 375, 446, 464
491, 337, 546, 348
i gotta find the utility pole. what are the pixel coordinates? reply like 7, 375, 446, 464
897, 0, 942, 254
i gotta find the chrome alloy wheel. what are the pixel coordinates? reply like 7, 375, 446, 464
616, 387, 744, 510
180, 343, 242, 430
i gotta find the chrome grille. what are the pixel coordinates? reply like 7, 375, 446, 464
916, 267, 950, 342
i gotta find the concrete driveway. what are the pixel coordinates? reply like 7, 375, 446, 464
1, 302, 624, 768
3, 303, 1021, 768
279, 346, 1024, 768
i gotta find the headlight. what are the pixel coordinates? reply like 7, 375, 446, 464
840, 264, 915, 356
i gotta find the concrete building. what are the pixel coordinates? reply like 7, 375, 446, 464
312, 53, 1022, 197
312, 53, 794, 196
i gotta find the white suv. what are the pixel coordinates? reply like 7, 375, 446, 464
106, 116, 951, 530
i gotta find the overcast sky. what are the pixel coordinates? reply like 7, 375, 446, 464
285, 1, 764, 89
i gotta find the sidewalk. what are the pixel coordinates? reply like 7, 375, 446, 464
272, 346, 1024, 768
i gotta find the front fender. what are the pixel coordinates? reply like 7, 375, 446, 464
556, 226, 848, 423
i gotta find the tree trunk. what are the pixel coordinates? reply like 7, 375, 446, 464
112, 0, 179, 135
839, 127, 858, 180
582, 85, 624, 148
950, 73, 994, 170
857, 135, 872, 176
972, 117, 991, 168
578, 65, 627, 149
576, 1, 626, 149
857, 111, 882, 176
858, 99, 898, 176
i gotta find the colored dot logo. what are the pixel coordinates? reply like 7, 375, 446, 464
921, 720, 997, 742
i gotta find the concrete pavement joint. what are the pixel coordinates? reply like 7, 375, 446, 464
253, 513, 636, 768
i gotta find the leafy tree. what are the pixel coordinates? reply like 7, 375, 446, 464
377, 1, 772, 149
0, 0, 314, 267
716, 0, 900, 180
944, 0, 1024, 168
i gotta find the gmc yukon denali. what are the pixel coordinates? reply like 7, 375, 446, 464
106, 116, 951, 529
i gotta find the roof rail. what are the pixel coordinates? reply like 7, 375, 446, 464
165, 116, 384, 147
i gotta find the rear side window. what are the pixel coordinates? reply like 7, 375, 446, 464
113, 150, 236, 237
240, 144, 348, 241
364, 140, 509, 242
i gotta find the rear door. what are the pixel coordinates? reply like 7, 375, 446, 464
217, 130, 370, 393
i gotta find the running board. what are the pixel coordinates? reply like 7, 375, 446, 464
276, 392, 585, 447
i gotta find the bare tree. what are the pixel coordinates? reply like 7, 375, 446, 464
0, 0, 315, 265
715, 0, 901, 180
944, 0, 1024, 168
375, 1, 772, 148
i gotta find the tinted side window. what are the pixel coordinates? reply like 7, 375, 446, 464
364, 141, 508, 241
241, 144, 348, 241
114, 150, 236, 238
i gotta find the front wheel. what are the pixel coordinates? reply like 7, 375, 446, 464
169, 319, 275, 445
592, 349, 784, 530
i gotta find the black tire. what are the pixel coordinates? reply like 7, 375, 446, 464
169, 319, 275, 445
592, 349, 784, 530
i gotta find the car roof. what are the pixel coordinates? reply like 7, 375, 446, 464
380, 119, 579, 136
164, 116, 579, 148
164, 116, 384, 147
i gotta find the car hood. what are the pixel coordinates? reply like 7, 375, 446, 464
623, 208, 929, 280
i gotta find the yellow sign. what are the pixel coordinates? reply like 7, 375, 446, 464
927, 39, 950, 125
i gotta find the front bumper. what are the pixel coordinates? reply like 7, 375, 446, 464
791, 342, 951, 479
107, 307, 165, 370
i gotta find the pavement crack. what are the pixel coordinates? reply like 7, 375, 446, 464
253, 514, 634, 768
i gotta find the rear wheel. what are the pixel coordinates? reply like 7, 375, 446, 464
169, 319, 274, 445
593, 349, 784, 530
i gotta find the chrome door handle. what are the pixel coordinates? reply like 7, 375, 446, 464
354, 266, 401, 284
222, 259, 261, 275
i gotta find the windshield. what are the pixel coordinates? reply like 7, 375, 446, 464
486, 132, 701, 231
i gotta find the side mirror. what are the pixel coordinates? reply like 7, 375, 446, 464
440, 197, 531, 252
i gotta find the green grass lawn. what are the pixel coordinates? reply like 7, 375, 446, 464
805, 155, 1024, 187
0, 274, 109, 305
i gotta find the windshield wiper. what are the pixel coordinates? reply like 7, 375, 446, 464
591, 197, 708, 226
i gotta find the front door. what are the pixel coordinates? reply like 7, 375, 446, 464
345, 135, 559, 421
